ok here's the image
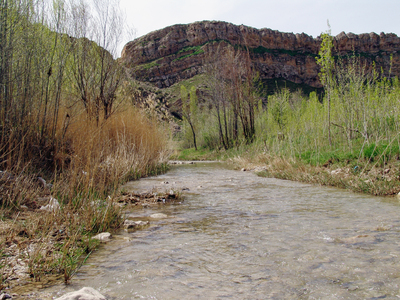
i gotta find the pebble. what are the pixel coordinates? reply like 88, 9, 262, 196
39, 197, 60, 212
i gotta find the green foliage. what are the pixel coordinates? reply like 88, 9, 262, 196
177, 45, 202, 54
174, 46, 204, 62
268, 89, 291, 130
316, 25, 335, 146
316, 30, 335, 87
56, 242, 86, 284
0, 0, 125, 170
139, 60, 160, 70
174, 147, 213, 161
298, 149, 358, 166
363, 142, 400, 162
189, 86, 198, 115
180, 85, 188, 103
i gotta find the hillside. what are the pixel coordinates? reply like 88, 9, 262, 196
121, 21, 400, 90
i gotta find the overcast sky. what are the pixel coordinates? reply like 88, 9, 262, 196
118, 0, 400, 55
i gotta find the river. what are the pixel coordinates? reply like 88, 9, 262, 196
44, 162, 400, 299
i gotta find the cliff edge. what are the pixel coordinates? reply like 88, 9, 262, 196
121, 21, 400, 89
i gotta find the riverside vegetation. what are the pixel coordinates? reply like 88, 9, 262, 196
176, 31, 400, 197
0, 0, 172, 294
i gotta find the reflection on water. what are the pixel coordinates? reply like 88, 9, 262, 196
45, 162, 400, 299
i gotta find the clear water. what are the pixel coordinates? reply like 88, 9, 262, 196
44, 162, 400, 299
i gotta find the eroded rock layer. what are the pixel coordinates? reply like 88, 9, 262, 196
121, 21, 400, 89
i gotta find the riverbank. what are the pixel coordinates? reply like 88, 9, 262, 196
0, 185, 183, 299
0, 107, 173, 297
173, 146, 400, 196
233, 153, 400, 196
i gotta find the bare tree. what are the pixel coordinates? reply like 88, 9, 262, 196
69, 0, 124, 123
205, 44, 232, 149
205, 42, 260, 149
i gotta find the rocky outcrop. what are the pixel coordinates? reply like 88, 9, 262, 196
121, 21, 400, 89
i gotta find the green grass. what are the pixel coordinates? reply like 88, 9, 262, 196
362, 142, 400, 162
173, 46, 204, 62
173, 147, 216, 161
297, 148, 359, 166
137, 60, 161, 70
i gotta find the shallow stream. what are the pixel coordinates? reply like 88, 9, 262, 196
45, 162, 400, 299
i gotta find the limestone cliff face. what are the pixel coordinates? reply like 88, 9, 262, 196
121, 21, 400, 89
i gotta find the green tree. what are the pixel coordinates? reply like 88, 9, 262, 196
316, 23, 335, 146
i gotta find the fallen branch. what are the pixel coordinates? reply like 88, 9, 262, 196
331, 122, 368, 139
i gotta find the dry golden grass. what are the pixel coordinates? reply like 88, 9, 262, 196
57, 106, 171, 197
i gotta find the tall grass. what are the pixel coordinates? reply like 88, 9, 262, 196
60, 106, 170, 197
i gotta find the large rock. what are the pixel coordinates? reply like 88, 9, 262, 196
55, 287, 106, 300
121, 21, 400, 89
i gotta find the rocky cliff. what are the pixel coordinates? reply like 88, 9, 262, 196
121, 21, 400, 89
